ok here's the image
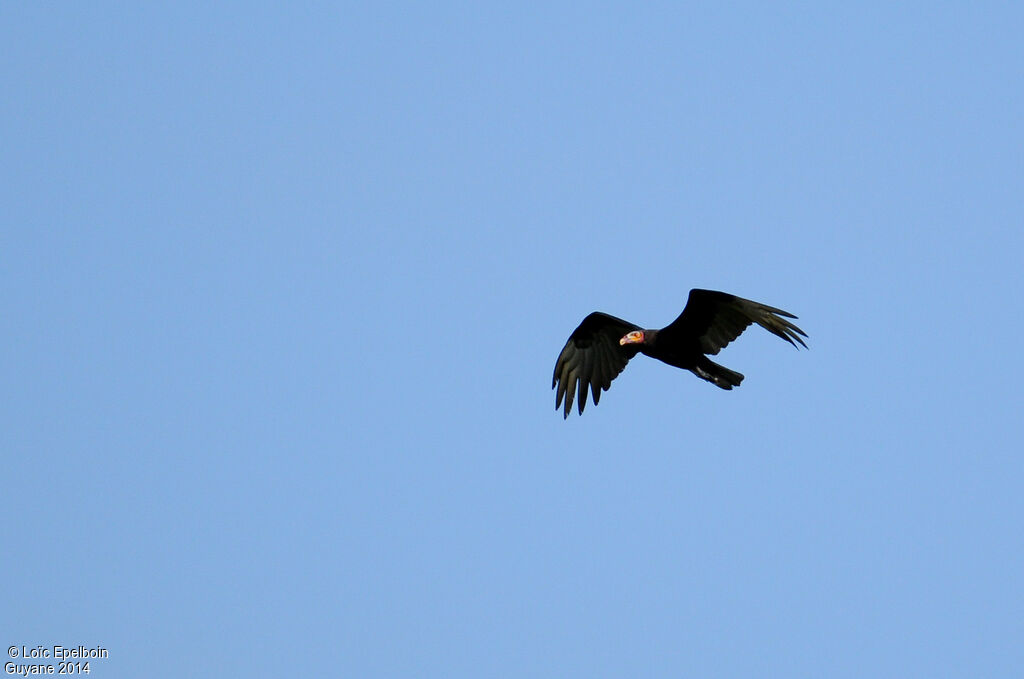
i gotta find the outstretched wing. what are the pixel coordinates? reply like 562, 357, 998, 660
552, 312, 641, 418
660, 289, 807, 355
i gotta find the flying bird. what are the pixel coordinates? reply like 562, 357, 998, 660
552, 289, 807, 418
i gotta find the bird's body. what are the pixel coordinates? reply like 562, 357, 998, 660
552, 289, 807, 418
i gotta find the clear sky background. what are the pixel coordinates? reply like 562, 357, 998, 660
3, 3, 1023, 677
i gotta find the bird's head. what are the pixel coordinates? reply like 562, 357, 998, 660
619, 330, 645, 346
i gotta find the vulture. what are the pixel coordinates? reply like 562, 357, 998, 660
552, 289, 807, 418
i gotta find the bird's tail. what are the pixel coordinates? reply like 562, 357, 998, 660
693, 357, 744, 390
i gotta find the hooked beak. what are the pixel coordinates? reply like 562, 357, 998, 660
619, 331, 643, 346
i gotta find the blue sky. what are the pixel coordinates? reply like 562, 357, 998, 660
3, 2, 1023, 677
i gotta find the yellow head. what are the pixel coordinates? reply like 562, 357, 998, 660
619, 330, 645, 346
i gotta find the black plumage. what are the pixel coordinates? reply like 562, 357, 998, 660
552, 289, 807, 418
